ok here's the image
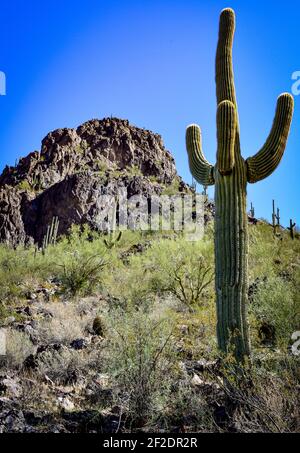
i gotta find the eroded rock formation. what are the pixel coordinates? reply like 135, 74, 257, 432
0, 118, 188, 245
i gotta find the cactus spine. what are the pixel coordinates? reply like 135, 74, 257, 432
186, 9, 294, 361
288, 219, 296, 240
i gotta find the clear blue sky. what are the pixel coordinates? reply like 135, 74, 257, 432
0, 0, 299, 226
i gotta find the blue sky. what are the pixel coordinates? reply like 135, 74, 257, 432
0, 0, 299, 226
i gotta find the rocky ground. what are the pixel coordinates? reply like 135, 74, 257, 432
0, 272, 299, 433
0, 291, 223, 433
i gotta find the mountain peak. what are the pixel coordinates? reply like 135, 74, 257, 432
0, 118, 188, 245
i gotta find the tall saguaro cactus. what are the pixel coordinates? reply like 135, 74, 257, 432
186, 8, 294, 360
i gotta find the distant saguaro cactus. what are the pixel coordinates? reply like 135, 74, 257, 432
250, 202, 255, 218
288, 219, 296, 240
186, 9, 294, 360
272, 200, 276, 232
272, 200, 281, 234
277, 208, 281, 226
42, 216, 59, 254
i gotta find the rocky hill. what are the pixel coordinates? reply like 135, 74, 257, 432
0, 118, 189, 246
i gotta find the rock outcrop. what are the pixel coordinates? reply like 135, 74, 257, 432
0, 118, 189, 245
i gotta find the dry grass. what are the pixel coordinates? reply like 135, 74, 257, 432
36, 302, 94, 345
1, 329, 35, 370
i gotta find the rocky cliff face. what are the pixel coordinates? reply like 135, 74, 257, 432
0, 118, 189, 245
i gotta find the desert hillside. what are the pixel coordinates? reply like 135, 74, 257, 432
0, 119, 299, 433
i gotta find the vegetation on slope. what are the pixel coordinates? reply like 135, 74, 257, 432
0, 222, 299, 432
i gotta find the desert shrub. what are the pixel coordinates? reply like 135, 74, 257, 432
0, 329, 35, 370
111, 229, 148, 250
159, 380, 214, 432
57, 252, 108, 297
161, 178, 181, 196
248, 225, 279, 281
0, 302, 10, 325
104, 307, 178, 426
162, 254, 214, 311
249, 275, 299, 349
125, 165, 142, 178
36, 302, 92, 344
0, 246, 29, 301
216, 354, 300, 432
15, 179, 33, 192
174, 308, 218, 359
104, 260, 152, 307
104, 237, 214, 310
0, 243, 63, 301
138, 238, 214, 311
249, 223, 300, 281
0, 228, 153, 304
37, 347, 100, 384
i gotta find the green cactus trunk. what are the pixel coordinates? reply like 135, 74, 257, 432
186, 8, 293, 361
215, 156, 250, 358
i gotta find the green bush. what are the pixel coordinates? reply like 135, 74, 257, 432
250, 275, 300, 349
57, 252, 108, 297
138, 238, 214, 311
215, 353, 300, 432
104, 307, 178, 425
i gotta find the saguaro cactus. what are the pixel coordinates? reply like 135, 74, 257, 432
276, 208, 281, 226
272, 200, 281, 233
288, 219, 296, 240
272, 199, 276, 231
42, 216, 59, 254
186, 8, 294, 360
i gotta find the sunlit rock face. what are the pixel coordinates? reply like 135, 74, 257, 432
0, 117, 189, 245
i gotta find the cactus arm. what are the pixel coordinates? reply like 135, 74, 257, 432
186, 124, 215, 186
216, 100, 237, 174
216, 8, 237, 108
246, 93, 294, 183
